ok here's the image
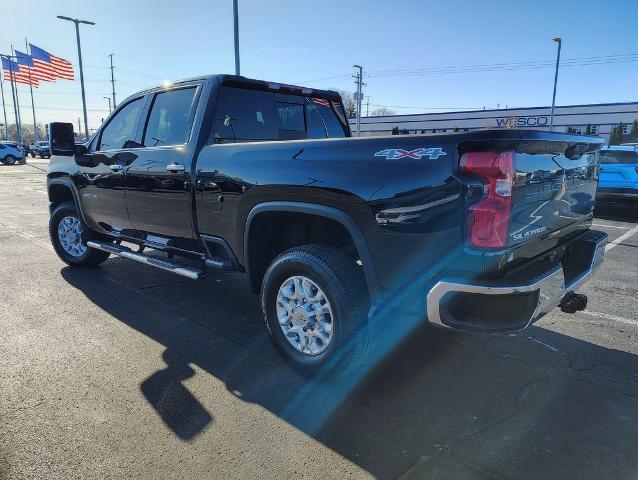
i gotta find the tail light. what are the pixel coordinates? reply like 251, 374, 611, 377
459, 151, 515, 248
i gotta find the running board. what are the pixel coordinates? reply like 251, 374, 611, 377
87, 241, 205, 280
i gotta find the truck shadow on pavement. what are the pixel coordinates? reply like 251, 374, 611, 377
60, 263, 638, 479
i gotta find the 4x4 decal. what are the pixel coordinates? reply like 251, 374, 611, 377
374, 147, 447, 160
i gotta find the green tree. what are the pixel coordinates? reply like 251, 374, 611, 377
401, 129, 410, 135
453, 126, 460, 132
391, 126, 399, 135
585, 123, 592, 135
609, 123, 623, 145
629, 119, 638, 142
432, 128, 437, 133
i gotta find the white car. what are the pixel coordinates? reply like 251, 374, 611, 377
0, 142, 25, 165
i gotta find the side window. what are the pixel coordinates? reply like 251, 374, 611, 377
98, 97, 145, 151
213, 87, 277, 143
305, 100, 327, 139
143, 88, 198, 147
310, 98, 349, 138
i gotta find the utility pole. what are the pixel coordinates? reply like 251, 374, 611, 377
549, 37, 562, 132
233, 0, 240, 75
108, 53, 116, 108
58, 15, 95, 141
77, 116, 81, 137
103, 96, 111, 114
365, 96, 371, 117
353, 65, 364, 136
0, 73, 8, 140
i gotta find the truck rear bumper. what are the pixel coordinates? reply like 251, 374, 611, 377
426, 230, 607, 332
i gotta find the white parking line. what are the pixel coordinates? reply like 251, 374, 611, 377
592, 223, 630, 230
581, 310, 638, 327
0, 222, 54, 252
605, 224, 638, 252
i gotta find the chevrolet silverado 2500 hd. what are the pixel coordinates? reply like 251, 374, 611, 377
47, 74, 607, 369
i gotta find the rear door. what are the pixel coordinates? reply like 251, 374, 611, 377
125, 85, 201, 239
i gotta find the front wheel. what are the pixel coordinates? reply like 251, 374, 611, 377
49, 201, 110, 267
3, 155, 16, 165
261, 244, 370, 371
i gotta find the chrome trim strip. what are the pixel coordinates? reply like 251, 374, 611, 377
426, 231, 607, 331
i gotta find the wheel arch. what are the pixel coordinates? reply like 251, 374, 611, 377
47, 179, 88, 224
243, 201, 380, 304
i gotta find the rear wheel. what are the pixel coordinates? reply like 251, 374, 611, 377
3, 155, 16, 165
261, 244, 370, 371
49, 201, 110, 267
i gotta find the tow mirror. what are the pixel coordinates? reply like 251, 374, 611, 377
49, 122, 76, 156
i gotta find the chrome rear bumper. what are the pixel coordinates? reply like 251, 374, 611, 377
426, 230, 607, 332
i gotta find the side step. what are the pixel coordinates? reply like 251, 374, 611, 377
87, 241, 205, 280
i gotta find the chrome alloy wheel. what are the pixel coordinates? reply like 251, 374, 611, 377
57, 216, 87, 257
276, 275, 334, 355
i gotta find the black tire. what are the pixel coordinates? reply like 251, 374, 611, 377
261, 244, 371, 371
49, 201, 110, 267
4, 155, 16, 165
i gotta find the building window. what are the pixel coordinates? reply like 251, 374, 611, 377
623, 124, 631, 134
590, 125, 598, 135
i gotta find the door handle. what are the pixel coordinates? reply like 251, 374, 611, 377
109, 164, 125, 171
166, 163, 185, 173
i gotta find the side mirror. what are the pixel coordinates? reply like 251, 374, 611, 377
49, 122, 76, 156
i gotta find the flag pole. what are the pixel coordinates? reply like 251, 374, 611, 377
0, 72, 8, 140
25, 39, 38, 144
1, 54, 20, 143
10, 46, 22, 144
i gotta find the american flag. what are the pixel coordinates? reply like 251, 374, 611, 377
1, 57, 38, 87
312, 98, 331, 107
29, 43, 74, 81
15, 50, 55, 82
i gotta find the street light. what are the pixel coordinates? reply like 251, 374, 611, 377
103, 96, 112, 114
549, 37, 562, 132
233, 0, 240, 75
57, 15, 95, 141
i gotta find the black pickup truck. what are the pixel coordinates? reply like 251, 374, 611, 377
47, 74, 607, 370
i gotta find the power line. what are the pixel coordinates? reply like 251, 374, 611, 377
370, 103, 484, 110
300, 52, 638, 84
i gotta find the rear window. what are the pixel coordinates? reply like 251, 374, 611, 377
600, 150, 638, 164
212, 86, 349, 143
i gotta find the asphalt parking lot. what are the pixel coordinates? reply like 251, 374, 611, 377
1, 159, 638, 480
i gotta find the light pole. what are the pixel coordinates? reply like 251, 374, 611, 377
549, 37, 562, 132
103, 96, 112, 114
233, 0, 240, 75
57, 15, 95, 140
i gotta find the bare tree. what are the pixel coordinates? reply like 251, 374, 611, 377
370, 107, 395, 116
333, 89, 357, 118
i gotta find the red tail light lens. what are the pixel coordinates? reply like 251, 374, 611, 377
459, 151, 515, 248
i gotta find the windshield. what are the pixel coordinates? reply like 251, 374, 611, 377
600, 150, 638, 164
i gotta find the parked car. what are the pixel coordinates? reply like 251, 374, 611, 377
35, 141, 50, 158
596, 145, 638, 213
46, 74, 607, 370
0, 141, 25, 165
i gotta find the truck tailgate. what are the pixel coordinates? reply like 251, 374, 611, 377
509, 138, 602, 246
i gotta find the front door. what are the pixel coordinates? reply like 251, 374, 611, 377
76, 96, 147, 232
125, 86, 200, 239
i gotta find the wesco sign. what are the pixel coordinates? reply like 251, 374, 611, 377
495, 116, 549, 127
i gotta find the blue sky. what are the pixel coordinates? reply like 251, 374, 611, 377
2, 0, 638, 131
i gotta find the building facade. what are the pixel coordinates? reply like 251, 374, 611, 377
349, 102, 638, 143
